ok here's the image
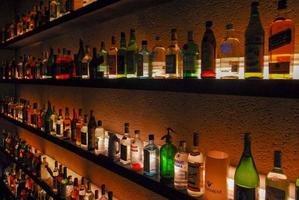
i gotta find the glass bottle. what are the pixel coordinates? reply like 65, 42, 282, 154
126, 29, 138, 78
174, 140, 188, 190
187, 132, 204, 197
76, 39, 85, 78
219, 23, 241, 79
66, 175, 73, 199
64, 107, 71, 139
47, 48, 54, 79
17, 56, 24, 79
50, 0, 58, 21
201, 21, 216, 79
85, 180, 94, 200
120, 123, 131, 165
76, 108, 83, 146
269, 0, 295, 79
244, 1, 265, 79
100, 184, 107, 200
80, 114, 88, 150
137, 40, 150, 78
79, 177, 86, 200
88, 110, 96, 151
108, 191, 113, 200
50, 106, 58, 136
117, 32, 127, 78
41, 157, 51, 184
131, 130, 143, 171
60, 167, 68, 199
95, 189, 99, 200
30, 103, 38, 128
98, 41, 108, 78
71, 109, 77, 142
165, 29, 182, 79
81, 45, 92, 79
56, 109, 64, 138
52, 161, 59, 193
95, 120, 105, 155
234, 133, 259, 200
108, 36, 118, 79
151, 36, 166, 78
89, 47, 98, 80
182, 31, 199, 79
143, 134, 159, 176
265, 151, 289, 200
160, 128, 177, 182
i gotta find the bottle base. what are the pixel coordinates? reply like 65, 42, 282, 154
244, 72, 263, 79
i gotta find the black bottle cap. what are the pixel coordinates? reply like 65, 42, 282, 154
188, 31, 193, 41
278, 0, 287, 10
251, 1, 259, 7
97, 120, 102, 126
121, 32, 126, 38
193, 132, 199, 146
226, 23, 233, 30
142, 40, 147, 46
206, 21, 213, 28
149, 134, 154, 141
274, 150, 282, 168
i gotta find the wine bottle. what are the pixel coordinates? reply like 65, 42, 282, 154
234, 133, 259, 200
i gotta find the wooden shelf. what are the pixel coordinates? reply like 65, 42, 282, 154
0, 113, 201, 200
0, 78, 299, 99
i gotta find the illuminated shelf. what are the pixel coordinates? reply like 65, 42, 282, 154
0, 114, 201, 200
1, 78, 299, 98
0, 147, 61, 200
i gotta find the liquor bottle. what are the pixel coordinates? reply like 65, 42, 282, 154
57, 164, 63, 194
108, 132, 120, 161
219, 23, 241, 79
53, 161, 59, 193
60, 167, 68, 198
100, 184, 107, 200
30, 103, 38, 128
41, 157, 51, 184
269, 0, 295, 79
201, 21, 216, 79
120, 123, 131, 165
265, 151, 289, 200
187, 132, 204, 197
50, 0, 58, 21
64, 107, 71, 139
71, 109, 77, 142
36, 58, 42, 79
160, 128, 177, 182
182, 31, 199, 79
143, 134, 159, 176
79, 177, 86, 200
17, 56, 24, 79
56, 109, 64, 138
82, 46, 92, 79
234, 133, 259, 200
95, 189, 99, 200
117, 32, 127, 78
76, 39, 85, 78
98, 41, 108, 78
56, 48, 62, 78
47, 48, 54, 79
131, 130, 143, 171
245, 1, 265, 79
29, 57, 36, 80
73, 0, 83, 10
137, 40, 150, 78
85, 180, 94, 200
126, 29, 138, 78
50, 106, 58, 135
108, 191, 113, 200
174, 140, 188, 190
88, 110, 96, 151
89, 47, 98, 80
296, 178, 299, 200
71, 177, 79, 200
80, 114, 88, 150
108, 36, 118, 79
95, 120, 105, 155
76, 108, 83, 146
66, 175, 73, 198
165, 29, 182, 79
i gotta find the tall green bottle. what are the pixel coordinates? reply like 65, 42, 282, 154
44, 101, 53, 134
234, 133, 259, 200
160, 128, 177, 182
183, 31, 199, 79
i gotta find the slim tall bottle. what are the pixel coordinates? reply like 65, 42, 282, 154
50, 106, 57, 135
80, 114, 88, 150
265, 151, 289, 200
120, 123, 131, 165
130, 130, 143, 171
108, 36, 118, 79
165, 29, 182, 79
98, 42, 108, 78
126, 29, 138, 78
117, 32, 127, 78
76, 108, 83, 146
219, 23, 241, 79
99, 184, 107, 200
201, 21, 216, 79
187, 132, 204, 197
143, 134, 159, 176
182, 31, 199, 79
44, 101, 53, 134
76, 39, 85, 79
269, 0, 295, 79
151, 36, 166, 78
81, 45, 92, 79
245, 1, 265, 79
95, 120, 105, 155
87, 110, 96, 151
89, 47, 98, 80
85, 180, 94, 200
234, 133, 259, 200
56, 109, 64, 138
137, 40, 150, 78
174, 141, 188, 190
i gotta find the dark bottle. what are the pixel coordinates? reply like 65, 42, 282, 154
88, 110, 97, 151
71, 108, 77, 142
126, 29, 138, 78
108, 132, 120, 161
76, 39, 85, 78
97, 41, 108, 79
47, 48, 55, 79
89, 47, 98, 80
108, 36, 118, 78
117, 32, 127, 78
108, 191, 113, 200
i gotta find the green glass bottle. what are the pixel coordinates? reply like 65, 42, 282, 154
44, 101, 53, 134
296, 178, 299, 200
234, 133, 259, 200
160, 128, 177, 182
117, 32, 127, 78
183, 31, 199, 79
126, 29, 138, 78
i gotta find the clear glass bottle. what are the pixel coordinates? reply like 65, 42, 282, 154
174, 140, 188, 190
182, 31, 199, 79
120, 123, 131, 165
108, 36, 118, 79
64, 107, 71, 139
49, 0, 58, 21
143, 134, 159, 176
56, 109, 64, 138
95, 120, 105, 155
80, 114, 88, 150
187, 132, 204, 197
40, 157, 51, 184
219, 23, 241, 79
151, 36, 166, 79
84, 180, 94, 200
244, 1, 265, 79
79, 177, 86, 200
165, 29, 182, 79
50, 106, 57, 136
76, 39, 85, 78
89, 47, 98, 80
265, 151, 289, 200
76, 108, 83, 146
201, 21, 216, 79
269, 0, 295, 79
126, 29, 138, 78
117, 32, 127, 78
66, 175, 73, 199
234, 133, 259, 200
81, 45, 92, 79
98, 42, 108, 78
131, 130, 143, 171
137, 40, 150, 78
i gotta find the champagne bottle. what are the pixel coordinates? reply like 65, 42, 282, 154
234, 133, 259, 200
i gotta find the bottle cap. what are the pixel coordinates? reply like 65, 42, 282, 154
135, 130, 140, 135
188, 31, 193, 41
142, 40, 147, 45
193, 132, 199, 146
226, 23, 233, 30
161, 128, 175, 143
274, 150, 282, 168
97, 120, 102, 126
149, 134, 154, 141
206, 21, 213, 28
121, 32, 126, 38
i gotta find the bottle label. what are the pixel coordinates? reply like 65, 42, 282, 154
108, 55, 116, 75
245, 36, 264, 72
183, 54, 196, 73
174, 159, 188, 185
131, 143, 140, 163
81, 63, 89, 76
201, 42, 216, 71
137, 54, 144, 77
188, 162, 202, 190
269, 29, 292, 51
234, 184, 257, 200
120, 144, 127, 161
266, 186, 285, 200
117, 54, 125, 74
126, 51, 136, 74
144, 150, 156, 173
152, 62, 165, 77
81, 131, 87, 145
166, 54, 177, 74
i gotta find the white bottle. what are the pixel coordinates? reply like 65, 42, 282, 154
130, 130, 143, 171
174, 140, 188, 190
80, 115, 88, 150
95, 120, 105, 155
120, 123, 131, 165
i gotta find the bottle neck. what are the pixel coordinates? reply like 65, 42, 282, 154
225, 29, 235, 39
243, 140, 252, 157
149, 139, 154, 145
